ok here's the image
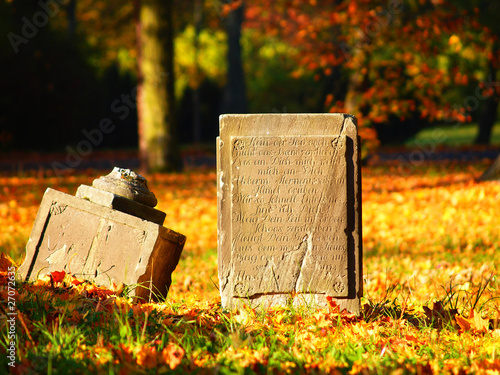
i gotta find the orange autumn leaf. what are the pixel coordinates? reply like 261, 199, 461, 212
111, 282, 124, 295
113, 343, 134, 364
325, 295, 338, 312
71, 277, 85, 286
455, 315, 471, 332
456, 310, 490, 334
161, 343, 185, 370
136, 346, 158, 369
404, 334, 421, 345
83, 284, 115, 298
0, 252, 16, 271
50, 270, 66, 283
475, 359, 500, 372
325, 296, 350, 316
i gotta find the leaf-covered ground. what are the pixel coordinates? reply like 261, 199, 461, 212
1, 161, 500, 374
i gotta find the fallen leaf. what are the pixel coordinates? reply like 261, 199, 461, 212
161, 343, 185, 369
456, 310, 489, 334
50, 270, 66, 284
475, 358, 500, 371
423, 301, 457, 329
136, 345, 158, 369
0, 253, 16, 271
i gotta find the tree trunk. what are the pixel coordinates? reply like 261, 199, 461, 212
137, 0, 181, 172
192, 0, 204, 143
475, 93, 499, 145
475, 42, 499, 145
67, 0, 76, 38
477, 40, 499, 181
222, 1, 247, 114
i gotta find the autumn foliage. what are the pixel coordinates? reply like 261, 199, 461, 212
1, 161, 499, 373
244, 0, 499, 145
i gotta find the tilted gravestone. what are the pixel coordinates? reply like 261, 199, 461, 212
18, 168, 186, 301
217, 114, 362, 314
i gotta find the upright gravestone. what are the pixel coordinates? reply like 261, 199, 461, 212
217, 114, 362, 314
18, 168, 186, 301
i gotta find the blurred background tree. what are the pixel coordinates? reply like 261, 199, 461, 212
448, 0, 499, 145
245, 0, 498, 148
137, 0, 180, 172
0, 0, 498, 167
221, 0, 247, 114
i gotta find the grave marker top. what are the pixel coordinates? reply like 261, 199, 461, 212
217, 114, 362, 314
91, 167, 158, 207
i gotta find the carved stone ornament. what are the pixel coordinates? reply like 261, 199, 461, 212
92, 167, 158, 207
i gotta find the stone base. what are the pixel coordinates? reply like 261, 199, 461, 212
19, 188, 185, 301
226, 294, 361, 315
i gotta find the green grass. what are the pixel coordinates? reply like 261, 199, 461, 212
406, 122, 500, 147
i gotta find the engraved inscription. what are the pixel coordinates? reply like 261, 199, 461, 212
230, 136, 348, 297
136, 231, 147, 244
50, 202, 68, 215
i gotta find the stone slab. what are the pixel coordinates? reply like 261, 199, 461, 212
18, 188, 185, 301
217, 114, 362, 314
76, 185, 166, 225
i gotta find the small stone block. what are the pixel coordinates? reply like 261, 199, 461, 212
76, 185, 166, 225
93, 167, 158, 207
217, 114, 362, 314
19, 188, 186, 301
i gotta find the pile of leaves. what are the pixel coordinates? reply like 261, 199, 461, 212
1, 161, 500, 373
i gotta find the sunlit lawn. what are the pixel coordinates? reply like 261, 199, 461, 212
1, 160, 499, 373
406, 122, 500, 147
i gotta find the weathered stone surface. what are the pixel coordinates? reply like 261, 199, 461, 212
19, 170, 185, 301
92, 167, 158, 207
217, 114, 362, 314
76, 185, 166, 225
